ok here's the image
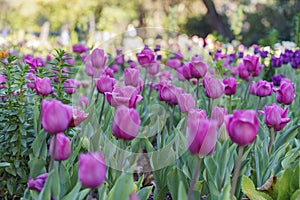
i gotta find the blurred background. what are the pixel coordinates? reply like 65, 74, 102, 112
0, 0, 299, 50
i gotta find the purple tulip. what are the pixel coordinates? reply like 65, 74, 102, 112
259, 50, 268, 58
79, 152, 106, 188
91, 48, 107, 69
159, 71, 173, 81
174, 50, 184, 60
35, 77, 53, 96
124, 68, 142, 87
42, 99, 72, 134
28, 173, 49, 192
85, 58, 97, 76
178, 93, 195, 113
115, 55, 124, 65
156, 81, 183, 105
111, 64, 119, 73
177, 62, 193, 80
203, 75, 224, 99
96, 76, 116, 94
211, 106, 227, 128
238, 62, 251, 81
101, 67, 114, 78
105, 85, 143, 108
49, 133, 71, 161
129, 193, 140, 200
271, 56, 283, 68
273, 81, 295, 105
147, 61, 160, 75
63, 79, 77, 94
112, 105, 141, 140
128, 60, 137, 68
25, 57, 45, 72
250, 80, 273, 97
223, 77, 237, 96
190, 55, 208, 79
26, 73, 37, 89
271, 74, 284, 86
136, 48, 155, 66
243, 55, 263, 76
261, 104, 290, 131
166, 58, 181, 69
69, 107, 88, 127
72, 44, 88, 53
79, 96, 89, 108
187, 117, 218, 156
0, 74, 6, 89
225, 110, 259, 146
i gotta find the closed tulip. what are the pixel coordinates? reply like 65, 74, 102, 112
147, 61, 160, 75
157, 81, 183, 105
91, 48, 107, 69
262, 104, 290, 131
166, 58, 181, 69
187, 109, 207, 139
42, 99, 72, 134
190, 55, 208, 79
177, 62, 193, 80
105, 85, 143, 108
274, 81, 295, 105
223, 77, 237, 96
124, 68, 142, 87
178, 93, 195, 113
237, 62, 250, 81
96, 76, 116, 94
187, 117, 218, 156
49, 133, 71, 161
203, 75, 224, 99
225, 110, 259, 146
63, 79, 77, 94
112, 105, 141, 140
211, 106, 227, 128
79, 152, 106, 188
35, 77, 52, 96
243, 55, 263, 76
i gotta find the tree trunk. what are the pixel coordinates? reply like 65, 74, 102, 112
202, 0, 234, 40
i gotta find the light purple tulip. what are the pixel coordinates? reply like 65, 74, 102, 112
136, 48, 155, 66
166, 58, 181, 69
124, 68, 142, 87
42, 99, 72, 134
211, 106, 227, 128
112, 105, 141, 140
225, 110, 259, 146
105, 85, 143, 108
79, 96, 89, 108
147, 61, 160, 75
273, 81, 295, 105
63, 79, 77, 94
91, 48, 107, 69
35, 77, 52, 96
203, 75, 224, 99
26, 73, 36, 89
250, 80, 273, 97
178, 93, 195, 113
79, 152, 106, 188
96, 76, 116, 94
49, 133, 71, 161
156, 81, 183, 105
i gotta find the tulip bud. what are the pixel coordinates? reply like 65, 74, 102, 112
79, 152, 106, 188
225, 110, 259, 146
178, 93, 195, 113
49, 133, 71, 161
91, 48, 107, 69
35, 77, 52, 96
112, 105, 141, 140
42, 99, 72, 134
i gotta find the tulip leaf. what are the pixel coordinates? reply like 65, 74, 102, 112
52, 164, 61, 200
137, 186, 153, 200
241, 175, 272, 200
77, 188, 90, 200
61, 181, 81, 200
107, 173, 136, 200
178, 182, 188, 200
274, 124, 300, 150
277, 168, 293, 200
98, 183, 108, 200
291, 189, 300, 200
167, 168, 188, 200
0, 162, 10, 167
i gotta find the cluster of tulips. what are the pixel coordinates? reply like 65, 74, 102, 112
0, 37, 299, 200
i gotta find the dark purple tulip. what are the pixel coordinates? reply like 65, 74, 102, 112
177, 62, 193, 80
271, 74, 284, 86
237, 62, 250, 81
271, 56, 283, 68
128, 60, 137, 68
72, 44, 88, 53
28, 173, 48, 192
259, 50, 268, 58
238, 52, 244, 58
243, 55, 263, 76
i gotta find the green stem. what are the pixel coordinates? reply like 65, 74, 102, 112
98, 94, 105, 124
231, 146, 244, 199
169, 104, 175, 133
256, 97, 262, 111
195, 78, 200, 107
268, 128, 275, 155
49, 134, 57, 171
188, 156, 202, 200
37, 96, 43, 135
229, 95, 232, 114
